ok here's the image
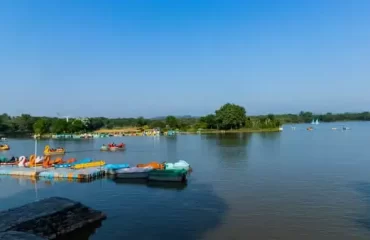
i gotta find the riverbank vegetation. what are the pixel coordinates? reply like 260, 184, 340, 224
1, 105, 370, 136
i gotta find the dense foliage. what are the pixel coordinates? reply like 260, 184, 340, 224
1, 106, 370, 136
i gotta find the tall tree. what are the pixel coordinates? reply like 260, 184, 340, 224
199, 114, 217, 129
136, 117, 147, 127
215, 103, 246, 130
51, 119, 68, 134
33, 118, 50, 135
166, 116, 178, 129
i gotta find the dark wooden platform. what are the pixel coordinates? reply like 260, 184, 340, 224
0, 197, 106, 239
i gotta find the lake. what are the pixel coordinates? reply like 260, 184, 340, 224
1, 121, 370, 239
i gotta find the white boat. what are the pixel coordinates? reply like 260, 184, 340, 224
0, 137, 6, 141
164, 160, 190, 170
315, 119, 319, 125
115, 167, 152, 179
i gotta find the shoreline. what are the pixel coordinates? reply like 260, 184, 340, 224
184, 128, 282, 134
1, 128, 282, 139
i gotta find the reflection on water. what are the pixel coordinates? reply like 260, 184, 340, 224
55, 220, 103, 240
111, 178, 188, 190
2, 124, 370, 239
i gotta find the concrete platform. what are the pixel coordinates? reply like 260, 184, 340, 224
0, 166, 105, 180
0, 167, 44, 177
0, 197, 106, 239
38, 168, 105, 180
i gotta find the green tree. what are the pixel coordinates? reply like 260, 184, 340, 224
0, 119, 9, 133
14, 114, 35, 132
166, 116, 178, 129
33, 118, 50, 134
149, 120, 166, 129
215, 103, 246, 130
51, 119, 68, 134
199, 114, 217, 129
136, 117, 147, 127
68, 119, 85, 133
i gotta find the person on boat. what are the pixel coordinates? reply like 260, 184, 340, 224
9, 156, 17, 163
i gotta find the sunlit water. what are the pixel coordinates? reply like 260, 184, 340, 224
1, 121, 370, 239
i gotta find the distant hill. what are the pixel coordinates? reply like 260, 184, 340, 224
151, 115, 199, 120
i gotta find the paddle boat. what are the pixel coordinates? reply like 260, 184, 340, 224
100, 145, 109, 151
24, 154, 45, 167
100, 143, 126, 151
18, 156, 28, 167
104, 163, 130, 170
164, 160, 190, 171
148, 169, 188, 182
108, 143, 125, 151
0, 144, 10, 151
104, 163, 130, 174
137, 161, 164, 170
42, 156, 64, 168
0, 156, 18, 165
43, 145, 65, 155
72, 160, 105, 169
53, 158, 90, 168
115, 167, 153, 179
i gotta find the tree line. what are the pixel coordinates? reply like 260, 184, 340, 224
1, 105, 369, 136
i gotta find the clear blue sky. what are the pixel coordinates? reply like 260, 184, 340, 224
1, 0, 369, 117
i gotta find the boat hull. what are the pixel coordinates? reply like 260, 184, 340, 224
148, 169, 187, 182
109, 146, 125, 151
116, 172, 149, 179
148, 175, 186, 182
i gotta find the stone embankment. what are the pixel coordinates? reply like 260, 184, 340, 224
0, 197, 106, 239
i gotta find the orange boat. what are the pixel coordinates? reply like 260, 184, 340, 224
137, 162, 164, 170
42, 156, 64, 168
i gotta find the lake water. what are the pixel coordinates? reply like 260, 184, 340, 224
1, 121, 370, 239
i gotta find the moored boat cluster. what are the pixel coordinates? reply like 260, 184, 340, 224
0, 144, 191, 182
104, 160, 191, 182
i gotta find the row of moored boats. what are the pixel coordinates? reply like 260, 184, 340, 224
105, 160, 190, 182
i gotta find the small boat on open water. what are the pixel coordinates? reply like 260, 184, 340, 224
43, 145, 65, 155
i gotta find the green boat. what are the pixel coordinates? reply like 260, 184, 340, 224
148, 169, 187, 182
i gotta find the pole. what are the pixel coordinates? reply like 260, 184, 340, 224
34, 134, 38, 201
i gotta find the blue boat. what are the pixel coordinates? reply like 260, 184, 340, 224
54, 158, 92, 168
104, 163, 130, 170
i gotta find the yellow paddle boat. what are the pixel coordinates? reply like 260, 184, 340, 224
43, 145, 65, 155
0, 144, 10, 151
72, 160, 105, 169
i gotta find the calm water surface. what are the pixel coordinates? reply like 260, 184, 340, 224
1, 122, 370, 239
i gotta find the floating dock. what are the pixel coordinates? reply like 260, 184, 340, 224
0, 166, 105, 180
39, 167, 105, 180
0, 166, 44, 177
0, 197, 106, 239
